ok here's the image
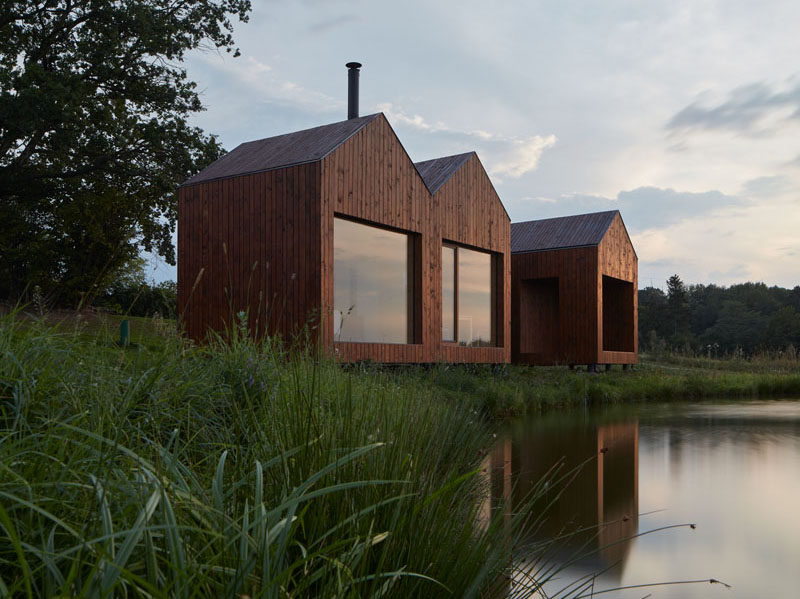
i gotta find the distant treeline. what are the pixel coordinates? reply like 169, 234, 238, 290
639, 275, 800, 355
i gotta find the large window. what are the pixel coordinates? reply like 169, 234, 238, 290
334, 217, 412, 343
442, 244, 494, 346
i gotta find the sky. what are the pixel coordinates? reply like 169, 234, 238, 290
149, 0, 800, 290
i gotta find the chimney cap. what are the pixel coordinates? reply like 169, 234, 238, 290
346, 61, 362, 69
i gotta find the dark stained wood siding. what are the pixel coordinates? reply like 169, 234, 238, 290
432, 154, 510, 364
512, 246, 598, 365
597, 213, 638, 364
321, 115, 428, 363
177, 162, 321, 343
321, 116, 510, 363
511, 212, 637, 365
518, 278, 559, 357
179, 113, 510, 363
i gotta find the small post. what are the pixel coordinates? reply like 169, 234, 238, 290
120, 319, 130, 347
605, 364, 612, 372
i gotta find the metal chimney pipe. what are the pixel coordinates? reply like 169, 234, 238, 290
346, 62, 361, 119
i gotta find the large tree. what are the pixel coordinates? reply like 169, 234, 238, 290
0, 0, 250, 304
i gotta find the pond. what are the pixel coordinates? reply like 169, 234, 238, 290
487, 400, 800, 598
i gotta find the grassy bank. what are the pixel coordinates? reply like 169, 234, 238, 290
388, 354, 800, 418
0, 315, 529, 598
3, 312, 797, 596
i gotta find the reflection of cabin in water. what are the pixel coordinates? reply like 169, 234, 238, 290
483, 419, 639, 581
178, 65, 510, 363
511, 211, 638, 368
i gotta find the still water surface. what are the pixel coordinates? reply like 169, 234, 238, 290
492, 400, 800, 598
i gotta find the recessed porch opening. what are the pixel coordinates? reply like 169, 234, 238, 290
602, 275, 634, 352
519, 277, 559, 355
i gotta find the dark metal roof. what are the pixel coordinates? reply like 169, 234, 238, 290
511, 210, 619, 253
414, 152, 474, 194
182, 113, 381, 186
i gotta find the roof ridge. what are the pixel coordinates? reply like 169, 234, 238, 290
414, 151, 475, 167
511, 210, 621, 253
511, 209, 619, 227
242, 112, 382, 147
182, 113, 381, 187
414, 152, 475, 194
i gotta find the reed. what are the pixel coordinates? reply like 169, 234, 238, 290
0, 314, 525, 597
386, 356, 800, 418
0, 313, 743, 596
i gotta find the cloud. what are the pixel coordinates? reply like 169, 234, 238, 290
489, 135, 558, 178
376, 102, 556, 178
517, 186, 746, 233
666, 81, 800, 134
634, 197, 800, 288
308, 14, 360, 34
197, 54, 343, 114
533, 184, 800, 288
740, 175, 792, 198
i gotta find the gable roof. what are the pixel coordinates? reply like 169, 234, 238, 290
414, 152, 474, 194
511, 210, 619, 253
182, 113, 381, 186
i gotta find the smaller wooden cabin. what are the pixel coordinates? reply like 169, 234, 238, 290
510, 210, 638, 368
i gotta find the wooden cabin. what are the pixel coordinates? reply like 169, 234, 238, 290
510, 210, 638, 368
178, 113, 511, 363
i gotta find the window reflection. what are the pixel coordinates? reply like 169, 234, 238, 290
458, 247, 492, 346
334, 217, 409, 343
442, 246, 455, 341
442, 244, 494, 346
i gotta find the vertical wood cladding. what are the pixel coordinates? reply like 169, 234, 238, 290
322, 116, 510, 363
518, 278, 559, 357
179, 114, 510, 363
511, 213, 637, 366
177, 163, 321, 344
432, 154, 510, 364
597, 214, 638, 364
512, 246, 598, 365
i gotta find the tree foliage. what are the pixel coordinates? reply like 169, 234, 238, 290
666, 273, 689, 341
0, 0, 251, 304
639, 277, 800, 354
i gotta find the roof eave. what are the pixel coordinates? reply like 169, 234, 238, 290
511, 242, 600, 254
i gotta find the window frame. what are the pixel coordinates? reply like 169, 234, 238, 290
442, 242, 497, 347
333, 215, 420, 345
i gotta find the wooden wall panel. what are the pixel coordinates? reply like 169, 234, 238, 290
431, 155, 511, 363
321, 116, 511, 364
511, 247, 597, 365
598, 214, 638, 364
178, 163, 321, 343
180, 114, 510, 363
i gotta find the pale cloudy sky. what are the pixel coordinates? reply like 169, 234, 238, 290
151, 0, 800, 289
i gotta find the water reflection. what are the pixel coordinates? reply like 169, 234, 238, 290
485, 416, 639, 588
487, 401, 800, 598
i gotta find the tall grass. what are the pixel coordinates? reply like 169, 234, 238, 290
0, 314, 529, 597
386, 356, 800, 418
